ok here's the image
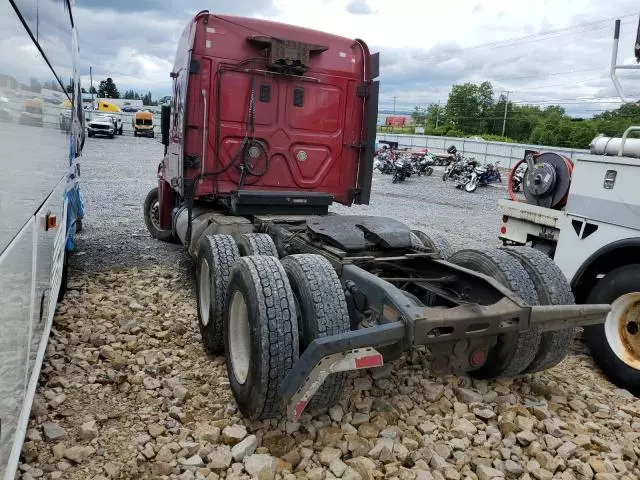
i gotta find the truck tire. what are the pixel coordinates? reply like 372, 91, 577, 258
143, 187, 173, 241
282, 254, 351, 411
584, 264, 640, 395
449, 248, 541, 378
235, 233, 278, 257
197, 234, 239, 354
224, 256, 299, 419
501, 246, 575, 373
411, 229, 454, 260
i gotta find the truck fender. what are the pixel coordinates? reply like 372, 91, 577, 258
571, 237, 640, 300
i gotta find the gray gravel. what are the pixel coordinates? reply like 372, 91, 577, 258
71, 135, 187, 274
332, 169, 505, 252
73, 137, 505, 277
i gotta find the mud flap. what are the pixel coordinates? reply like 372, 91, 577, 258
286, 348, 383, 421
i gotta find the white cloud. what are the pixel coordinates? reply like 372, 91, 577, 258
71, 0, 640, 115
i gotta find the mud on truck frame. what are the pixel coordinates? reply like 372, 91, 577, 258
144, 11, 609, 421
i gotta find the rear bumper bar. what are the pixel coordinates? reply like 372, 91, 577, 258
280, 264, 609, 420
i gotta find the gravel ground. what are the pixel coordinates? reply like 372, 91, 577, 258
17, 140, 640, 479
331, 170, 505, 252
71, 135, 186, 274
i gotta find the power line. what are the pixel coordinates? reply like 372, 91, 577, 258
402, 15, 637, 63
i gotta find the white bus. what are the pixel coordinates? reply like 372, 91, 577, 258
0, 1, 85, 477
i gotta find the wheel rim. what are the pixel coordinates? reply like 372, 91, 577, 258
199, 258, 211, 326
228, 290, 251, 385
604, 292, 640, 370
465, 178, 477, 192
149, 200, 161, 230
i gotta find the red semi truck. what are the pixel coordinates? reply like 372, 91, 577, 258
144, 11, 608, 421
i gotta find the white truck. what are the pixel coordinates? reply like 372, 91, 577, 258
497, 18, 640, 394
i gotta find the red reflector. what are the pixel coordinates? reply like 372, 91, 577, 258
470, 350, 486, 367
500, 225, 507, 235
355, 354, 383, 369
294, 399, 309, 420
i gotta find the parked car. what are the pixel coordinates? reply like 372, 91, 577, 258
133, 111, 154, 137
102, 113, 123, 135
87, 114, 116, 138
121, 105, 139, 113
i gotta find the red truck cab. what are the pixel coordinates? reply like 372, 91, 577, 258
158, 11, 379, 227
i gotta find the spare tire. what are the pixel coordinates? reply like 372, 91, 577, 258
449, 248, 541, 378
501, 246, 575, 373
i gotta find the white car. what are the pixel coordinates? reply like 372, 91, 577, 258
87, 115, 116, 138
102, 113, 123, 135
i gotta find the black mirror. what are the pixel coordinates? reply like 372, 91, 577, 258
161, 104, 170, 147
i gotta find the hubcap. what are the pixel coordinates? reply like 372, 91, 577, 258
228, 291, 251, 384
604, 292, 640, 370
150, 201, 161, 230
199, 259, 211, 326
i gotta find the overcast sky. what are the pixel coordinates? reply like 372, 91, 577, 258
75, 0, 640, 116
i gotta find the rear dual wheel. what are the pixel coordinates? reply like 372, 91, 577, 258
450, 247, 576, 378
449, 248, 541, 378
195, 233, 349, 418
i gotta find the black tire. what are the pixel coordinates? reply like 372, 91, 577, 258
119, 126, 123, 135
411, 229, 454, 260
282, 254, 351, 410
224, 256, 299, 419
88, 132, 93, 138
442, 173, 448, 181
426, 167, 433, 176
392, 174, 398, 184
501, 246, 575, 373
449, 249, 541, 378
143, 187, 173, 241
235, 233, 278, 257
197, 234, 239, 354
108, 133, 114, 139
584, 265, 640, 395
134, 130, 138, 137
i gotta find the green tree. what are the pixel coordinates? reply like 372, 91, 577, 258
444, 82, 495, 134
411, 106, 428, 125
97, 78, 120, 98
425, 103, 442, 129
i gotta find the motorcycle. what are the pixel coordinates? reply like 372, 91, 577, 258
442, 155, 473, 182
511, 163, 527, 192
374, 148, 396, 174
411, 153, 434, 176
462, 161, 502, 193
392, 156, 413, 183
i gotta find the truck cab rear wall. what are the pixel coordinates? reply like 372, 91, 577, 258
161, 12, 378, 206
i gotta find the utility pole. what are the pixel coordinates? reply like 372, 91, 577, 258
393, 96, 397, 115
501, 90, 510, 137
435, 101, 440, 129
